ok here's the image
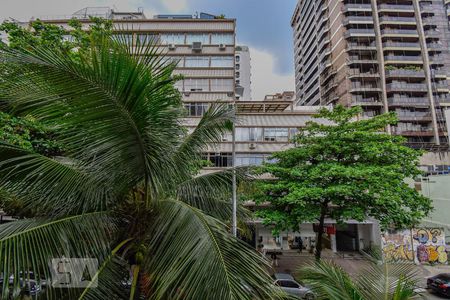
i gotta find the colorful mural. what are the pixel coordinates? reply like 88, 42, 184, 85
382, 228, 448, 264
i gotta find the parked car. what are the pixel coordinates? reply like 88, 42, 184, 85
273, 273, 315, 300
427, 273, 450, 298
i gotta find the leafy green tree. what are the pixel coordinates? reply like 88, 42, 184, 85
299, 259, 422, 300
0, 34, 282, 299
252, 105, 432, 260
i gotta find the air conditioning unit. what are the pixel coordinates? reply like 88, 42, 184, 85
227, 92, 234, 97
249, 143, 256, 150
192, 42, 203, 52
168, 43, 176, 50
219, 43, 226, 50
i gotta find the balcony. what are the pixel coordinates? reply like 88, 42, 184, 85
350, 83, 381, 93
388, 97, 429, 107
385, 69, 425, 78
343, 16, 374, 25
382, 41, 421, 50
347, 42, 377, 51
384, 56, 423, 64
386, 82, 427, 92
344, 29, 375, 38
342, 4, 372, 12
378, 4, 414, 12
348, 69, 380, 78
427, 43, 443, 51
379, 16, 417, 24
424, 30, 441, 38
381, 29, 419, 37
350, 98, 383, 106
431, 69, 448, 78
397, 113, 433, 122
347, 56, 378, 65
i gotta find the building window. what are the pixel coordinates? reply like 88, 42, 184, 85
184, 79, 209, 92
210, 56, 234, 67
210, 79, 234, 91
185, 56, 210, 68
235, 55, 240, 62
236, 72, 240, 78
236, 80, 240, 85
236, 128, 264, 142
184, 103, 209, 116
136, 33, 159, 45
113, 34, 133, 44
235, 154, 269, 167
160, 33, 185, 44
165, 56, 184, 67
264, 128, 289, 142
186, 34, 210, 44
211, 33, 234, 45
206, 152, 233, 167
174, 80, 183, 92
236, 64, 240, 70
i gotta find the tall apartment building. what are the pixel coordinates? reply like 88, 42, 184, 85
292, 0, 450, 149
235, 45, 252, 100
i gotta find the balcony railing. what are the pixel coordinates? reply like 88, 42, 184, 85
384, 55, 423, 62
342, 4, 372, 12
381, 29, 419, 36
344, 29, 375, 38
388, 97, 429, 105
383, 42, 421, 48
386, 83, 427, 91
385, 69, 425, 77
378, 4, 414, 11
379, 16, 416, 23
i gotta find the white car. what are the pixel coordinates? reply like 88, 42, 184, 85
273, 273, 315, 300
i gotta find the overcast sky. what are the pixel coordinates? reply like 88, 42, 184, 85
1, 0, 297, 99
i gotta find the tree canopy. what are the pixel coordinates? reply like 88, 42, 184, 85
252, 105, 432, 259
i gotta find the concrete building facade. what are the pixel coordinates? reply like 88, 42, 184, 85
235, 45, 252, 100
291, 0, 450, 150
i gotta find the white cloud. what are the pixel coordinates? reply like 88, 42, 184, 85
249, 47, 295, 100
161, 0, 188, 13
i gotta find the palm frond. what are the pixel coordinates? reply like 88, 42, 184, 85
145, 199, 281, 300
0, 212, 116, 298
356, 263, 422, 300
0, 36, 185, 198
0, 143, 116, 215
175, 168, 251, 220
299, 260, 363, 300
175, 103, 235, 168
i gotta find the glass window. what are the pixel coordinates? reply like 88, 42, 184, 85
211, 79, 234, 91
173, 80, 183, 92
184, 79, 209, 92
164, 56, 184, 68
235, 154, 267, 167
186, 34, 210, 44
236, 72, 240, 78
211, 33, 234, 44
136, 33, 159, 45
207, 153, 232, 167
264, 128, 289, 142
211, 56, 234, 68
236, 64, 240, 70
235, 55, 240, 62
184, 103, 208, 117
113, 34, 133, 44
185, 56, 209, 68
160, 33, 185, 44
277, 280, 300, 289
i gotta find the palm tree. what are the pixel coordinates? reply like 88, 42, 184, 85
0, 37, 281, 299
298, 260, 423, 300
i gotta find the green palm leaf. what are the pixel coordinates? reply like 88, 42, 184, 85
0, 212, 115, 299
146, 199, 280, 300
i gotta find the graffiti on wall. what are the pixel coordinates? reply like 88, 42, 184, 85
413, 228, 448, 264
381, 230, 414, 262
382, 228, 448, 264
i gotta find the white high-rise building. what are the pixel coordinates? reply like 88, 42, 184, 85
235, 45, 252, 101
